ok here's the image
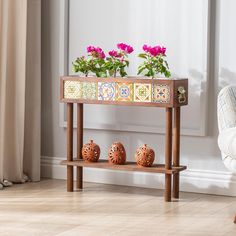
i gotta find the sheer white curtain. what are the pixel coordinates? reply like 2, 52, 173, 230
0, 0, 41, 189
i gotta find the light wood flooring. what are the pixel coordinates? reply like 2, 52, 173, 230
0, 179, 236, 236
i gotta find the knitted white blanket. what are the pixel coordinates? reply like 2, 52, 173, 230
218, 85, 236, 173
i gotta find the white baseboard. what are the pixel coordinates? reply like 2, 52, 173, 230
41, 156, 236, 196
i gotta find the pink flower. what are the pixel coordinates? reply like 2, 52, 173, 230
95, 47, 103, 53
117, 43, 126, 51
117, 43, 134, 54
143, 44, 167, 56
150, 46, 161, 57
161, 47, 166, 55
109, 50, 123, 58
87, 45, 105, 59
99, 51, 106, 59
87, 46, 95, 53
143, 44, 151, 53
109, 50, 118, 57
126, 45, 134, 54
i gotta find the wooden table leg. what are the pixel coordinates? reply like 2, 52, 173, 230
77, 103, 83, 189
67, 103, 74, 192
165, 108, 173, 202
173, 107, 180, 198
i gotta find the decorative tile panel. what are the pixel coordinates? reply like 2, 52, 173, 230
152, 84, 170, 103
116, 83, 133, 102
62, 77, 188, 108
64, 81, 82, 99
82, 82, 97, 100
98, 82, 116, 101
134, 83, 152, 102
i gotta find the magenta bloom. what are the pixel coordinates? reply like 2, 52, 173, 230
99, 51, 106, 59
87, 46, 95, 53
143, 44, 166, 56
161, 47, 166, 55
143, 44, 151, 53
87, 46, 105, 59
95, 47, 103, 53
117, 43, 134, 54
109, 50, 118, 57
126, 45, 134, 54
150, 46, 161, 57
117, 43, 126, 51
109, 50, 122, 58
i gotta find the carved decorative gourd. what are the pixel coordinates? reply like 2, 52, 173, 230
108, 142, 126, 165
82, 140, 100, 162
135, 144, 155, 167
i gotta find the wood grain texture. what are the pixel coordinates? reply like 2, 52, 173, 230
165, 108, 173, 202
61, 77, 188, 201
61, 75, 183, 84
67, 103, 74, 192
3, 180, 236, 235
173, 107, 181, 198
61, 159, 186, 174
174, 79, 188, 106
77, 103, 83, 189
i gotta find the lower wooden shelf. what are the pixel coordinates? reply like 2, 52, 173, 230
61, 159, 187, 174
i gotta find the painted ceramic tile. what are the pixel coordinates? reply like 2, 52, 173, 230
98, 82, 116, 101
64, 81, 82, 99
134, 83, 152, 102
152, 84, 170, 103
116, 82, 133, 101
82, 82, 97, 100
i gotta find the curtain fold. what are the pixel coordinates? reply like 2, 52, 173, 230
0, 0, 40, 185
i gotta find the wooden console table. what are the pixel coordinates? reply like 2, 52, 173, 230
60, 76, 188, 202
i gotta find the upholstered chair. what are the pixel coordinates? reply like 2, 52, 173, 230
217, 85, 236, 223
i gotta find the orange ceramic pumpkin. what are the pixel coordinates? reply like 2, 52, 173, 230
82, 140, 100, 162
135, 144, 155, 167
108, 142, 126, 165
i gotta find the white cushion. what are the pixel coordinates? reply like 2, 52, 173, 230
218, 86, 236, 132
221, 153, 236, 173
218, 127, 236, 173
218, 86, 236, 173
218, 127, 236, 158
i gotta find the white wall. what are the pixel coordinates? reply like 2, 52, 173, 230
68, 0, 208, 136
41, 0, 236, 196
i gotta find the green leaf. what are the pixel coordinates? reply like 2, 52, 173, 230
138, 66, 146, 75
120, 69, 127, 77
138, 53, 147, 59
109, 70, 115, 76
97, 71, 107, 77
164, 60, 169, 69
165, 71, 171, 78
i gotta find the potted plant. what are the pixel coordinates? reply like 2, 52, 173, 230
137, 44, 171, 78
105, 43, 134, 77
72, 43, 134, 78
72, 46, 106, 77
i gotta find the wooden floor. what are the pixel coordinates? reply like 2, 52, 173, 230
0, 179, 235, 236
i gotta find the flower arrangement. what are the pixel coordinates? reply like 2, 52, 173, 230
73, 46, 106, 77
72, 43, 133, 78
106, 43, 134, 77
137, 44, 171, 78
72, 43, 171, 78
